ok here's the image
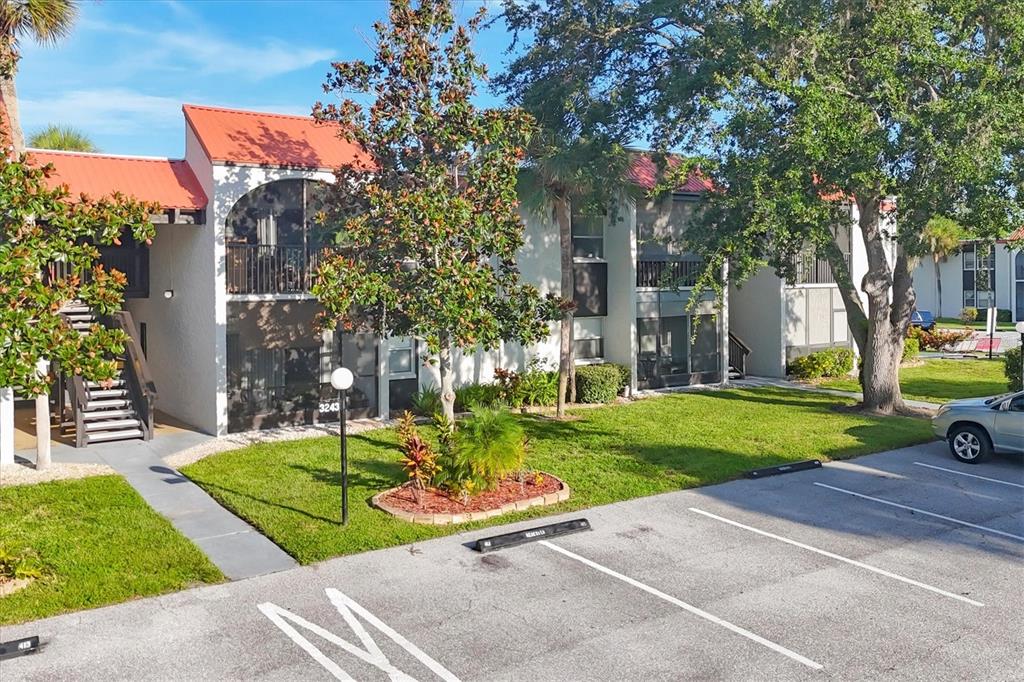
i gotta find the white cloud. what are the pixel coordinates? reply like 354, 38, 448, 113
79, 18, 334, 81
20, 88, 183, 137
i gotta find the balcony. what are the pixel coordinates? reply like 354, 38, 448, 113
226, 244, 335, 295
792, 253, 849, 286
636, 258, 704, 289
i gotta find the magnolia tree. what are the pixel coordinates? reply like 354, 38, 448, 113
312, 0, 553, 423
1, 153, 154, 466
505, 0, 1024, 414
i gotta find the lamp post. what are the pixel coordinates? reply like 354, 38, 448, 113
330, 366, 354, 525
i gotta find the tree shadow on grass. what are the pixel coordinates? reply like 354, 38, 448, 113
191, 478, 342, 528
692, 386, 859, 411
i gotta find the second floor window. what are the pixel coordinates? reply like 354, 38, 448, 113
571, 210, 604, 260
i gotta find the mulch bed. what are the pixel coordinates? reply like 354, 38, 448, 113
379, 473, 563, 515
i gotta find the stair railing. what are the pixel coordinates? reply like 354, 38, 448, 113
728, 331, 752, 379
57, 312, 89, 447
109, 310, 158, 441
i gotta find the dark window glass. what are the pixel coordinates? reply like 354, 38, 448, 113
573, 262, 608, 317
660, 316, 689, 374
690, 315, 719, 373
574, 337, 604, 360
1015, 252, 1024, 281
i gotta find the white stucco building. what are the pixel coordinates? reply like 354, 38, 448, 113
3, 103, 876, 453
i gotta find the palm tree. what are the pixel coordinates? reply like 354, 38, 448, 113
923, 216, 963, 316
517, 125, 630, 417
28, 123, 96, 151
0, 0, 79, 154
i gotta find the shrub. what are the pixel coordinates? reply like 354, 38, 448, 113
454, 382, 502, 411
517, 366, 559, 406
910, 326, 972, 351
575, 364, 621, 403
590, 362, 631, 395
409, 386, 442, 417
396, 412, 438, 500
788, 347, 855, 380
493, 358, 559, 407
997, 308, 1012, 324
456, 406, 526, 490
902, 337, 920, 363
960, 307, 979, 323
1005, 346, 1022, 392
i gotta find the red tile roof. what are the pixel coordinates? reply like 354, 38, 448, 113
28, 150, 207, 210
626, 154, 714, 193
1006, 225, 1024, 242
183, 104, 369, 170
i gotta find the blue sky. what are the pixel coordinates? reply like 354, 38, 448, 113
18, 0, 517, 157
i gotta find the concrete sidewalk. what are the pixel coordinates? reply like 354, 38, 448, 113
17, 429, 297, 580
97, 445, 297, 580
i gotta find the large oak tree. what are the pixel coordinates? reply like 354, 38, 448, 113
504, 0, 1024, 413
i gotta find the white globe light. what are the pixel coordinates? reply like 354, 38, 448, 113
1016, 321, 1024, 334
330, 367, 354, 391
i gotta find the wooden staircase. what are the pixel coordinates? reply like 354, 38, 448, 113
58, 302, 156, 447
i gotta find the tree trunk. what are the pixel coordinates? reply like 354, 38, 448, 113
554, 194, 574, 416
855, 198, 910, 414
933, 255, 942, 316
438, 341, 456, 426
0, 74, 24, 154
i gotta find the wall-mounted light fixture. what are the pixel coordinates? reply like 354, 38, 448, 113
163, 289, 175, 300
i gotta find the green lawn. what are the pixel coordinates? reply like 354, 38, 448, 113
182, 387, 932, 564
0, 476, 223, 625
818, 358, 1009, 404
935, 317, 1015, 331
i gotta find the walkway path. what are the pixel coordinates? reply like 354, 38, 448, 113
17, 429, 297, 580
733, 376, 942, 410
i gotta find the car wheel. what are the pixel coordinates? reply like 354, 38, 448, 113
948, 425, 991, 464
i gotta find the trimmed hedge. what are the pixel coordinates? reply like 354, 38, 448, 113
1005, 346, 1022, 392
788, 347, 855, 380
575, 364, 621, 403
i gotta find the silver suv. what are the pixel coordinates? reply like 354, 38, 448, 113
932, 391, 1024, 463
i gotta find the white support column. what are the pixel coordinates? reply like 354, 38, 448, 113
720, 259, 730, 385
35, 359, 51, 470
0, 387, 14, 467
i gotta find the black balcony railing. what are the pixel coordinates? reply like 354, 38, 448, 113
636, 258, 704, 288
226, 244, 337, 295
792, 253, 849, 285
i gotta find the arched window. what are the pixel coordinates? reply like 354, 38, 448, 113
225, 179, 327, 248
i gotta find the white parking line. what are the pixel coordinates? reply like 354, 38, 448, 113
813, 483, 1024, 542
913, 461, 1024, 490
538, 540, 823, 671
688, 508, 983, 607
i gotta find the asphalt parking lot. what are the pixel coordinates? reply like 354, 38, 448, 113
3, 440, 1022, 681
